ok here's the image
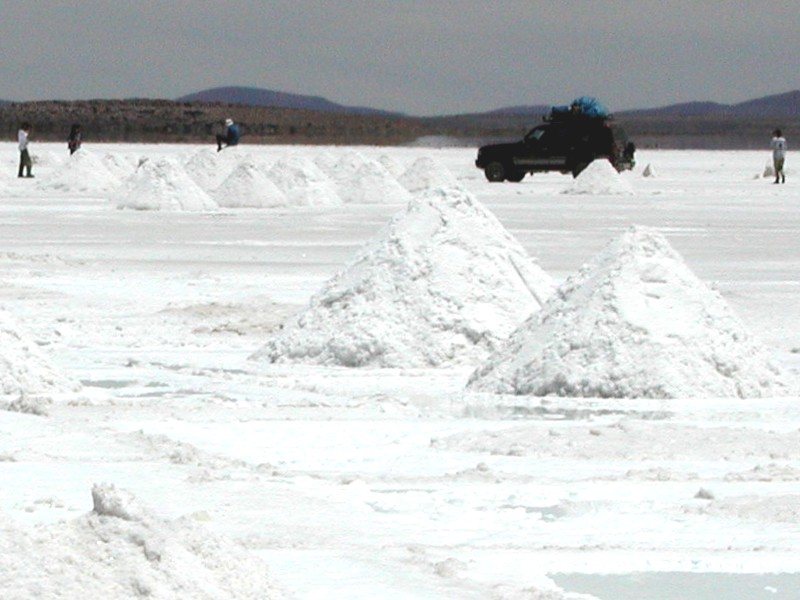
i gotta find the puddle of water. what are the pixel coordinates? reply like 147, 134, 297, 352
550, 572, 800, 600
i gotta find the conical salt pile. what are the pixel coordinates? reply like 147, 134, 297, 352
563, 159, 633, 195
116, 158, 218, 211
468, 226, 789, 398
251, 187, 554, 368
38, 149, 120, 194
338, 161, 413, 204
398, 156, 460, 193
213, 160, 289, 208
267, 154, 342, 206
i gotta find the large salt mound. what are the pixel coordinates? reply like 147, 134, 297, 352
213, 160, 289, 208
267, 154, 342, 206
0, 484, 285, 599
117, 158, 218, 211
251, 186, 554, 368
398, 156, 461, 193
468, 225, 789, 398
37, 149, 120, 194
563, 159, 634, 195
0, 307, 80, 398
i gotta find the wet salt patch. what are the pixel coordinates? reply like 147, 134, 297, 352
469, 225, 790, 398
431, 420, 800, 461
552, 572, 800, 600
253, 186, 553, 368
564, 159, 634, 195
116, 157, 218, 211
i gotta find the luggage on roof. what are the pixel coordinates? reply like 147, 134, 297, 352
548, 96, 610, 121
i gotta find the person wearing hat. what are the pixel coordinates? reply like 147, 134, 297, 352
216, 118, 240, 152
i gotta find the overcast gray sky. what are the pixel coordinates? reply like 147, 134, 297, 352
1, 1, 797, 116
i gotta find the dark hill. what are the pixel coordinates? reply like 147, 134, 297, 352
176, 86, 403, 117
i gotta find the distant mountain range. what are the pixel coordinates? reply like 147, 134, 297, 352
175, 86, 402, 117
480, 90, 800, 119
3, 87, 799, 119
179, 86, 800, 119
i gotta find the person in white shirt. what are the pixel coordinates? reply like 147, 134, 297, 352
770, 129, 786, 184
18, 122, 33, 178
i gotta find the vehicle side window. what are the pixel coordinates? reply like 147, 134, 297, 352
525, 127, 547, 144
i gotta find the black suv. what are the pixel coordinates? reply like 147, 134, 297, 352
475, 112, 635, 181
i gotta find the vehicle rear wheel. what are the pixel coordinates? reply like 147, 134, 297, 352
484, 162, 506, 182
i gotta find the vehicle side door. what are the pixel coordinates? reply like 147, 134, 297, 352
515, 125, 570, 170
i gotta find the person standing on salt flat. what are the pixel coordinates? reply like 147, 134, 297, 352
17, 122, 34, 178
771, 129, 787, 184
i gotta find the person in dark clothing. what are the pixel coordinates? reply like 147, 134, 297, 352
67, 124, 82, 155
18, 122, 33, 178
216, 118, 240, 151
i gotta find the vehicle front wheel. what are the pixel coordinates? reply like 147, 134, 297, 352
571, 162, 589, 178
484, 162, 506, 182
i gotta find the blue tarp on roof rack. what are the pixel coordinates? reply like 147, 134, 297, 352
549, 97, 611, 120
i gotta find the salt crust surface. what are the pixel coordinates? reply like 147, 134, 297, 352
468, 225, 790, 398
0, 308, 80, 398
0, 483, 284, 599
253, 186, 555, 368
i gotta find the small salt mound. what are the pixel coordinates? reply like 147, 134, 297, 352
378, 154, 405, 178
338, 161, 413, 204
0, 484, 284, 599
31, 149, 64, 170
397, 156, 461, 194
468, 225, 789, 398
38, 149, 120, 194
0, 307, 81, 398
213, 161, 289, 208
267, 154, 342, 206
184, 148, 235, 191
102, 153, 139, 180
252, 186, 554, 368
116, 158, 218, 211
330, 150, 373, 182
563, 159, 634, 195
313, 150, 338, 174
